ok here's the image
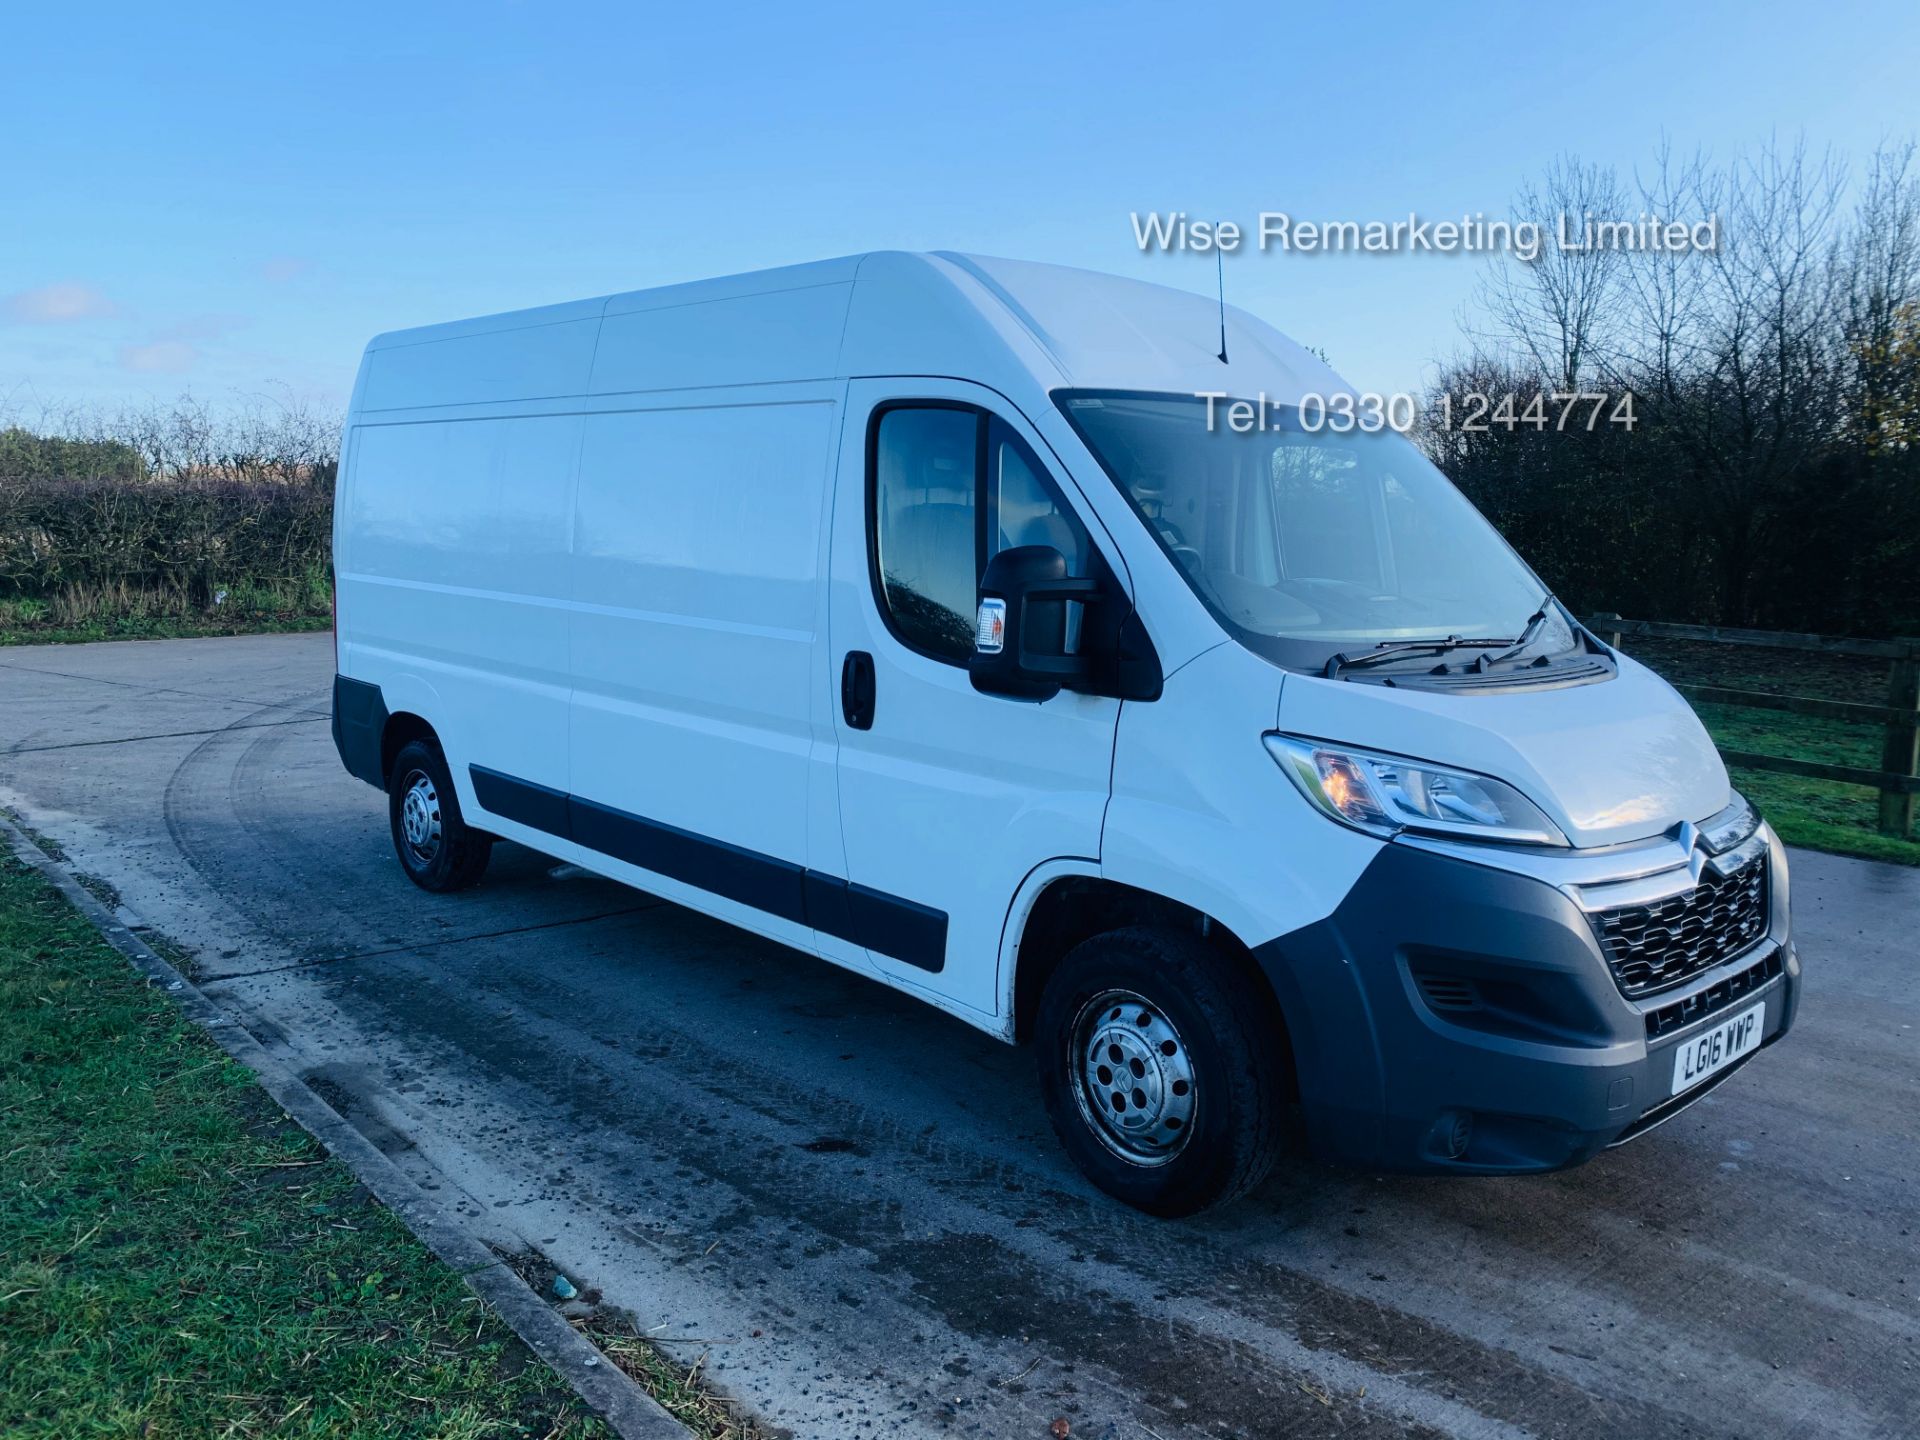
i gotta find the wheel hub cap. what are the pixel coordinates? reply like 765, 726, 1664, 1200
1070, 989, 1196, 1165
400, 772, 442, 860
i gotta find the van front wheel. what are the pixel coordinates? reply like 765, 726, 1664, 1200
1036, 927, 1284, 1216
388, 739, 492, 893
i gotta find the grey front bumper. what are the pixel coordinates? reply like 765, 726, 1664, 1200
1252, 829, 1798, 1175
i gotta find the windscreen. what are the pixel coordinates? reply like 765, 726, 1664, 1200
1058, 391, 1569, 670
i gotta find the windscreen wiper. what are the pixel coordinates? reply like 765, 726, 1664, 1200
1325, 636, 1518, 679
1476, 595, 1558, 667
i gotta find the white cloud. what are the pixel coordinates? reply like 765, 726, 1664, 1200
118, 340, 198, 374
3, 282, 116, 324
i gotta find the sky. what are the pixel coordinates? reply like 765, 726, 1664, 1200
4, 0, 1918, 421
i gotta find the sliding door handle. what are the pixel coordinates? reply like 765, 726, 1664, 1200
841, 650, 875, 730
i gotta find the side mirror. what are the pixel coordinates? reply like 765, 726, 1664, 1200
969, 545, 1099, 701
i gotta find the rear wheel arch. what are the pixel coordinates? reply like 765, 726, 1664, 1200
380, 712, 439, 794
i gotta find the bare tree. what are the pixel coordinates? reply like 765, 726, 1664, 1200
1472, 155, 1628, 390
1615, 139, 1723, 398
1838, 142, 1920, 456
1429, 135, 1920, 632
1672, 138, 1847, 619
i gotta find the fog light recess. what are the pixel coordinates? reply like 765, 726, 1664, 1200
1430, 1109, 1474, 1161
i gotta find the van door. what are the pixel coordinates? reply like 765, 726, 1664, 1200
824, 380, 1122, 1021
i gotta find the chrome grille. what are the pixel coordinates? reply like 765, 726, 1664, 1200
1591, 852, 1769, 998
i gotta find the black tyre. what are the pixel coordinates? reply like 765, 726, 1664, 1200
1036, 926, 1287, 1216
387, 738, 492, 893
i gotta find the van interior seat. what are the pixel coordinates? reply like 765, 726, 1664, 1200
1010, 510, 1082, 569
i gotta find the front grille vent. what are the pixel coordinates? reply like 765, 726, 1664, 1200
1413, 972, 1480, 1013
1592, 853, 1769, 998
1645, 949, 1783, 1039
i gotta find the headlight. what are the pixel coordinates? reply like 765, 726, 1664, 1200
1699, 789, 1760, 853
1264, 734, 1568, 846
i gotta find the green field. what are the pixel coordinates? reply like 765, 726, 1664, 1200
1628, 637, 1919, 866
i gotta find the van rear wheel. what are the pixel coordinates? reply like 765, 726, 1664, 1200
388, 739, 492, 893
1036, 926, 1284, 1216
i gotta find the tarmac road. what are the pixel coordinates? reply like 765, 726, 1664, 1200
2, 632, 1916, 1440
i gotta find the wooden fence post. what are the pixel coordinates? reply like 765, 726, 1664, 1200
1881, 649, 1920, 839
1593, 611, 1624, 650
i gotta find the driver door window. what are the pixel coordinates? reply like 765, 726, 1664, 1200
870, 404, 1089, 665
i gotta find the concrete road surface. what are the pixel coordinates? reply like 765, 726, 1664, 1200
3, 632, 1916, 1439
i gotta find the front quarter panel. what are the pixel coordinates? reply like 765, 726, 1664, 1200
1103, 642, 1381, 952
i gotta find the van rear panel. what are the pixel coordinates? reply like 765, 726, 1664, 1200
337, 412, 580, 799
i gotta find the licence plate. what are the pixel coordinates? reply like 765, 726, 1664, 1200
1670, 1001, 1766, 1096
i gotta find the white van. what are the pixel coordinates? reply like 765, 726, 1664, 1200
331, 252, 1798, 1215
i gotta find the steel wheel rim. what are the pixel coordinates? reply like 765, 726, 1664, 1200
399, 770, 443, 864
1068, 988, 1196, 1166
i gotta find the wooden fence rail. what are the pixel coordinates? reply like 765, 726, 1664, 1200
1587, 614, 1920, 838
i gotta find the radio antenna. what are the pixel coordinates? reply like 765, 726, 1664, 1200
1215, 245, 1229, 364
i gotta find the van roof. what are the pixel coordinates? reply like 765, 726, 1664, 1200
355, 252, 1346, 414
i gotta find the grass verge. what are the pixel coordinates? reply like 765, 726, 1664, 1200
1692, 702, 1920, 867
0, 854, 611, 1439
496, 1252, 761, 1440
1724, 768, 1920, 866
1629, 638, 1920, 867
0, 609, 330, 646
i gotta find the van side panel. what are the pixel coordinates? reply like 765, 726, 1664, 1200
567, 394, 840, 929
359, 315, 602, 411
339, 413, 581, 796
590, 285, 850, 395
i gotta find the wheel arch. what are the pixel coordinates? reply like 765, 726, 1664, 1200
1002, 870, 1296, 1094
358, 670, 447, 792
380, 711, 440, 791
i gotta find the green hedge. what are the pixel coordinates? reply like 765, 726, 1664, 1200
0, 471, 334, 622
